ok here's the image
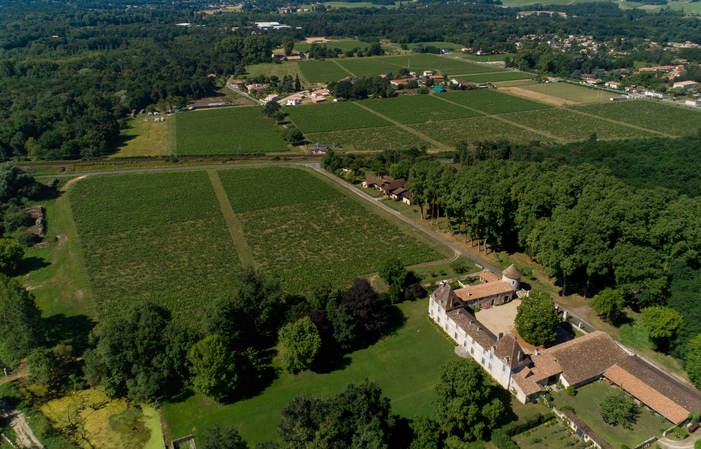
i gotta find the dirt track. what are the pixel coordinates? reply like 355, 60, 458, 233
0, 403, 44, 448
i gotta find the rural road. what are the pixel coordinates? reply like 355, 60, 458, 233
45, 161, 505, 276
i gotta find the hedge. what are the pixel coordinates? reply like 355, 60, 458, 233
501, 412, 556, 437
491, 429, 519, 449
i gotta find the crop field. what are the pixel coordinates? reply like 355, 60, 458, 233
286, 102, 390, 133
216, 167, 445, 292
305, 126, 421, 151
295, 39, 368, 53
462, 71, 535, 82
519, 82, 611, 104
244, 62, 305, 83
386, 54, 499, 75
161, 299, 457, 444
337, 57, 415, 78
574, 100, 701, 136
501, 108, 659, 141
175, 107, 289, 155
297, 60, 353, 83
410, 116, 546, 146
441, 89, 550, 115
362, 95, 481, 124
69, 171, 240, 322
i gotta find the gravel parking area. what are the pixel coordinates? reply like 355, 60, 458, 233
475, 299, 521, 338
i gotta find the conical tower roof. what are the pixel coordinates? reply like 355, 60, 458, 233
503, 263, 521, 280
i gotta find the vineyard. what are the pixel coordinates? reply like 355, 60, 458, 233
305, 126, 419, 151
411, 116, 546, 146
285, 102, 390, 133
460, 71, 536, 82
362, 95, 481, 124
442, 89, 551, 115
216, 167, 446, 292
574, 100, 701, 137
175, 107, 289, 155
502, 108, 658, 141
297, 60, 352, 84
69, 171, 241, 322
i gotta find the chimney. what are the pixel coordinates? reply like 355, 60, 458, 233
477, 327, 482, 331
497, 332, 503, 341
535, 348, 540, 356
469, 320, 474, 325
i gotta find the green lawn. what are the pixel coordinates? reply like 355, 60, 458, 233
441, 89, 550, 115
175, 107, 290, 155
551, 381, 667, 448
574, 100, 701, 137
362, 94, 481, 124
512, 421, 581, 449
161, 299, 457, 445
286, 101, 391, 133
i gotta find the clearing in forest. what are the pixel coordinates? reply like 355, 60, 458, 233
68, 171, 241, 322
112, 117, 174, 158
215, 166, 447, 292
175, 107, 289, 155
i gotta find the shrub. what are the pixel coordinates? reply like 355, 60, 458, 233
404, 283, 426, 301
491, 429, 518, 449
450, 259, 469, 274
566, 386, 576, 396
18, 232, 41, 247
672, 426, 688, 439
4, 210, 32, 233
502, 413, 544, 437
695, 439, 701, 449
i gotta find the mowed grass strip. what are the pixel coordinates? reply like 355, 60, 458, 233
216, 166, 445, 292
442, 89, 550, 114
574, 100, 701, 137
380, 54, 500, 75
410, 116, 547, 146
285, 102, 391, 133
69, 171, 240, 322
362, 95, 481, 124
306, 126, 420, 151
298, 60, 353, 83
160, 299, 456, 445
461, 71, 535, 82
175, 107, 289, 155
501, 108, 660, 142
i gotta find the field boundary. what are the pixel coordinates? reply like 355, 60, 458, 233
332, 59, 357, 78
206, 170, 255, 266
168, 116, 177, 156
351, 102, 452, 150
432, 94, 567, 143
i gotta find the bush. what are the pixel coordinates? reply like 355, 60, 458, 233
450, 259, 470, 274
566, 386, 576, 396
695, 439, 701, 449
621, 445, 630, 449
672, 426, 688, 439
502, 413, 544, 437
491, 429, 518, 449
4, 210, 32, 233
404, 283, 426, 301
18, 232, 41, 247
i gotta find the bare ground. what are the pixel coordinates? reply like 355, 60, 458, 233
0, 403, 43, 449
499, 86, 579, 107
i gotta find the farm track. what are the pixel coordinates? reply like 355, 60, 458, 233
332, 59, 357, 78
432, 94, 567, 143
206, 170, 256, 267
351, 102, 452, 150
563, 106, 675, 138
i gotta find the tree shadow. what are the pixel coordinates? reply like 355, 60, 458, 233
43, 314, 96, 355
222, 348, 280, 404
492, 388, 520, 427
311, 346, 352, 374
15, 256, 50, 276
391, 416, 414, 449
385, 305, 408, 336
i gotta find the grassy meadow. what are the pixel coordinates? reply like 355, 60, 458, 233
175, 107, 289, 155
161, 299, 458, 444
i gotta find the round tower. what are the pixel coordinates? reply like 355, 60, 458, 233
502, 264, 521, 291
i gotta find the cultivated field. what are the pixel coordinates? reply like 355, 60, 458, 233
574, 100, 701, 137
161, 299, 459, 444
297, 60, 352, 83
516, 82, 611, 104
501, 108, 659, 141
175, 107, 289, 155
461, 71, 535, 82
286, 101, 391, 133
410, 116, 547, 146
305, 126, 420, 151
216, 167, 446, 292
69, 171, 241, 322
363, 95, 481, 124
441, 89, 550, 115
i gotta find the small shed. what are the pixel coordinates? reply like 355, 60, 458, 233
432, 86, 447, 93
311, 143, 328, 154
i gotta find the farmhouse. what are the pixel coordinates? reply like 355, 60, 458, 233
673, 80, 698, 90
380, 178, 406, 196
401, 190, 413, 205
423, 70, 434, 77
604, 81, 620, 89
604, 356, 701, 425
685, 99, 700, 107
286, 94, 304, 106
310, 143, 328, 154
265, 94, 279, 102
451, 78, 467, 87
311, 97, 327, 104
362, 175, 390, 188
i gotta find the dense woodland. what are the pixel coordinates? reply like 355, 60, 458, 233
2, 2, 701, 159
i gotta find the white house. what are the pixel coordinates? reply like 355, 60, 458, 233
422, 70, 433, 77
265, 94, 279, 103
673, 80, 698, 90
644, 90, 667, 99
685, 99, 700, 107
604, 81, 620, 89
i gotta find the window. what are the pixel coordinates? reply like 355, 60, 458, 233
488, 363, 492, 371
481, 358, 485, 365
445, 324, 449, 331
463, 341, 467, 348
470, 347, 474, 355
437, 317, 441, 323
454, 332, 458, 339
430, 308, 433, 316
489, 353, 493, 360
502, 365, 506, 372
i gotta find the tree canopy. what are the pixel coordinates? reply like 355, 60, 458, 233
593, 288, 624, 323
642, 306, 684, 351
599, 389, 640, 430
514, 291, 559, 347
0, 274, 43, 367
278, 317, 321, 373
187, 334, 238, 402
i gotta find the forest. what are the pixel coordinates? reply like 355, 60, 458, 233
2, 1, 701, 160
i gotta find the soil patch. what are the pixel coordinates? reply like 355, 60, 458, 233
499, 86, 579, 107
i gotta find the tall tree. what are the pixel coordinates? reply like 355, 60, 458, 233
599, 389, 640, 429
514, 291, 559, 347
0, 274, 42, 367
278, 317, 321, 373
201, 424, 249, 449
187, 334, 238, 402
641, 306, 684, 352
593, 288, 625, 323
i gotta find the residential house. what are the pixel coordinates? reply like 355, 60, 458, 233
423, 70, 434, 77
401, 190, 413, 205
286, 94, 304, 106
685, 99, 701, 107
390, 79, 410, 87
311, 97, 326, 104
604, 356, 701, 425
362, 175, 390, 189
389, 187, 413, 203
380, 178, 406, 196
673, 80, 698, 90
644, 90, 667, 99
429, 75, 445, 81
265, 94, 279, 103
451, 78, 467, 87
310, 143, 328, 155
604, 81, 620, 89
311, 88, 330, 97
